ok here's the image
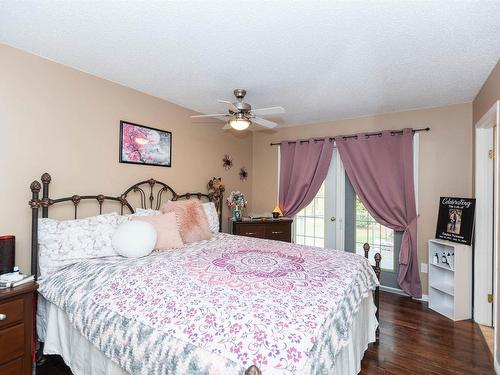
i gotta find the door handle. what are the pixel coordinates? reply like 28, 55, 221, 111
330, 216, 336, 222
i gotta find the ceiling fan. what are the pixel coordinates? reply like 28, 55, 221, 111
190, 89, 285, 131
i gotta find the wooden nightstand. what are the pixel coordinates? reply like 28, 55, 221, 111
0, 282, 38, 375
229, 218, 293, 242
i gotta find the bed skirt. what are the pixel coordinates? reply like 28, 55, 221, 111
38, 294, 377, 375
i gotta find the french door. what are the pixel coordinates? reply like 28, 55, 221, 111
294, 149, 345, 250
293, 150, 400, 289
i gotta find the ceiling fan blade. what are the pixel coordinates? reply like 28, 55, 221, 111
251, 106, 285, 116
218, 100, 239, 112
252, 117, 278, 129
190, 113, 229, 118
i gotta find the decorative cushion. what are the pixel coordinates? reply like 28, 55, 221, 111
38, 213, 126, 278
202, 202, 219, 233
112, 220, 156, 258
132, 212, 184, 250
160, 200, 212, 244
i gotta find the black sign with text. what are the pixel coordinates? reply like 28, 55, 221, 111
435, 197, 476, 245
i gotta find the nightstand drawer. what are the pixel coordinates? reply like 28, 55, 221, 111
0, 298, 24, 329
0, 357, 23, 375
234, 224, 266, 238
266, 223, 291, 242
0, 323, 25, 365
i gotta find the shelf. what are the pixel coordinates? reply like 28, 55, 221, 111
430, 262, 454, 272
430, 283, 454, 296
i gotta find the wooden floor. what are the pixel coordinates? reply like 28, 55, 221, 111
37, 291, 494, 375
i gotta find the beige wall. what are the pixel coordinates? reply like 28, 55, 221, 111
0, 43, 253, 273
252, 103, 473, 294
473, 60, 500, 124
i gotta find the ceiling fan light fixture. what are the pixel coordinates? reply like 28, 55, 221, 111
229, 114, 251, 130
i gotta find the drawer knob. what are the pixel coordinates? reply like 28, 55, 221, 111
0, 313, 6, 321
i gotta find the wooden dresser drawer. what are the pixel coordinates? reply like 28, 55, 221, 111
0, 298, 24, 329
265, 222, 292, 242
0, 323, 25, 364
0, 357, 23, 375
234, 224, 266, 239
230, 219, 293, 242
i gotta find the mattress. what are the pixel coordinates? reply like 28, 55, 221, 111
37, 233, 379, 374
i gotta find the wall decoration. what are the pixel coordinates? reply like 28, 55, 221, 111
208, 177, 225, 203
120, 121, 172, 167
239, 167, 248, 181
222, 154, 233, 170
435, 197, 476, 245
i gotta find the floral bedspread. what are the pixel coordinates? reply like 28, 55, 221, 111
39, 233, 379, 375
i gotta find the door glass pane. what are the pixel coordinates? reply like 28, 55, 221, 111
355, 196, 395, 271
294, 182, 326, 247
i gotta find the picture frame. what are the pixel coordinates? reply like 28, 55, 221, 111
435, 197, 476, 245
119, 120, 172, 167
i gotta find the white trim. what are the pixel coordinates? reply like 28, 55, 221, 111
495, 358, 500, 374
335, 149, 346, 250
380, 285, 428, 302
474, 126, 494, 326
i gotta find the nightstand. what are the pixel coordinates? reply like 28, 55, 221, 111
0, 282, 38, 375
229, 218, 293, 242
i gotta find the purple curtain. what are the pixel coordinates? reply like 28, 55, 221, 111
279, 138, 334, 217
336, 128, 421, 298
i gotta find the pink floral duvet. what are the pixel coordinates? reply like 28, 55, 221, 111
39, 233, 379, 374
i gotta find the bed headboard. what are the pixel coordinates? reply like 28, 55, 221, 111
28, 172, 224, 278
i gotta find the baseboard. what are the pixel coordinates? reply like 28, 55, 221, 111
495, 357, 500, 374
380, 285, 429, 302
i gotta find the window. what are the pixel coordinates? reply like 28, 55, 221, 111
355, 196, 394, 271
295, 183, 325, 247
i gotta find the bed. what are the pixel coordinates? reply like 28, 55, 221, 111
29, 173, 381, 375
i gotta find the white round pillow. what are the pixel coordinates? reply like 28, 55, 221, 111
112, 220, 157, 258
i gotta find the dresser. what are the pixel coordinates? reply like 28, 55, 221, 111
0, 282, 38, 375
229, 218, 293, 242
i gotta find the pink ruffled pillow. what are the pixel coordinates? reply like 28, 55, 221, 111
132, 212, 184, 250
160, 200, 212, 244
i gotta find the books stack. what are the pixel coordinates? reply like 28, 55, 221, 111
0, 271, 34, 289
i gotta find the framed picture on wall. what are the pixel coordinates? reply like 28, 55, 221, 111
119, 121, 172, 167
435, 197, 476, 245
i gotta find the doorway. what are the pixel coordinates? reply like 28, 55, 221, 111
474, 101, 499, 327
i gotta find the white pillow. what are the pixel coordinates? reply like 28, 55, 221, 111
203, 202, 220, 233
38, 213, 127, 278
112, 221, 156, 258
132, 208, 161, 217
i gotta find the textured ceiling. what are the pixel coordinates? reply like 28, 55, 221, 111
1, 1, 499, 126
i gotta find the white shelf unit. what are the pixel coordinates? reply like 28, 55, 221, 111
428, 239, 472, 321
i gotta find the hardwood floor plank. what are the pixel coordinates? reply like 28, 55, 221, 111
36, 292, 494, 374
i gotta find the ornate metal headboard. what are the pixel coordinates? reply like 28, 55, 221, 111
28, 172, 224, 278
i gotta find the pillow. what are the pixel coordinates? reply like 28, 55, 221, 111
38, 213, 126, 278
132, 208, 161, 217
202, 202, 220, 233
132, 212, 184, 250
112, 220, 156, 258
160, 200, 212, 244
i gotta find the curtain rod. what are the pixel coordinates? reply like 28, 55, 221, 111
269, 127, 430, 146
